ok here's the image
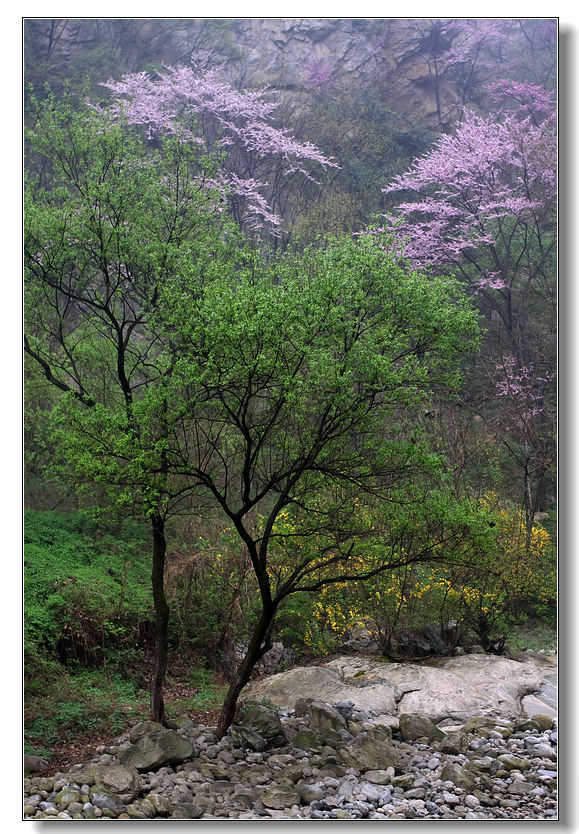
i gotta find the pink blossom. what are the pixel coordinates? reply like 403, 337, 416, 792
493, 356, 554, 426
379, 95, 556, 292
97, 64, 337, 234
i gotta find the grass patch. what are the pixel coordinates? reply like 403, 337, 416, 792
507, 619, 557, 653
25, 668, 149, 747
24, 510, 154, 749
164, 666, 228, 719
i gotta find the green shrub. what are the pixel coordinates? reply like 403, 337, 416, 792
26, 668, 147, 745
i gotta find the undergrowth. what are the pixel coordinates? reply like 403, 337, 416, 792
24, 508, 556, 763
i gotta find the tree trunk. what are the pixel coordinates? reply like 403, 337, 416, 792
150, 513, 170, 724
216, 605, 277, 739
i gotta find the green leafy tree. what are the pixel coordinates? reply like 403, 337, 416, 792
151, 234, 480, 735
25, 97, 481, 737
24, 95, 251, 722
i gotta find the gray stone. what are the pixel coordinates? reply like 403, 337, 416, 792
24, 754, 49, 773
56, 789, 81, 809
230, 725, 267, 752
32, 777, 55, 793
118, 728, 194, 771
293, 728, 324, 750
399, 713, 435, 741
404, 787, 426, 799
531, 714, 555, 731
91, 792, 127, 815
440, 763, 476, 791
241, 704, 283, 739
170, 803, 204, 819
297, 782, 326, 803
250, 653, 547, 726
363, 769, 391, 785
88, 764, 142, 802
443, 791, 461, 805
307, 699, 347, 732
339, 732, 403, 772
497, 754, 531, 771
507, 780, 535, 795
429, 726, 468, 754
261, 780, 300, 809
391, 774, 415, 788
247, 664, 397, 715
530, 743, 557, 760
146, 793, 174, 816
500, 798, 521, 809
512, 719, 542, 733
356, 781, 381, 802
129, 720, 164, 742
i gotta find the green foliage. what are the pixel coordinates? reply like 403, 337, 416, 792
279, 493, 556, 656
26, 668, 147, 746
507, 619, 557, 653
163, 520, 261, 659
24, 511, 153, 746
165, 667, 228, 717
24, 510, 153, 668
289, 86, 436, 240
25, 94, 251, 522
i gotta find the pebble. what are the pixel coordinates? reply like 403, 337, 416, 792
23, 708, 557, 821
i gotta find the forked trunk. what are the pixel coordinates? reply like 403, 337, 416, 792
150, 513, 170, 724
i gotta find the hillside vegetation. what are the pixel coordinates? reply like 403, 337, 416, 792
24, 17, 556, 761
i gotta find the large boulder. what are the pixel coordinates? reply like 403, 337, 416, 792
295, 697, 347, 732
327, 654, 544, 722
230, 725, 267, 752
240, 704, 283, 740
245, 653, 548, 727
391, 655, 543, 721
245, 665, 397, 715
88, 764, 142, 802
129, 721, 164, 741
399, 713, 435, 741
118, 728, 194, 772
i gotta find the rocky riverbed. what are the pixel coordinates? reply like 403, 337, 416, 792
23, 653, 557, 821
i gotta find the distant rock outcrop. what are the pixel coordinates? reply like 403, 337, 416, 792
223, 18, 459, 128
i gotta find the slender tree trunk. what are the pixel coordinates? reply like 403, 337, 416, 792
216, 604, 277, 739
150, 512, 170, 724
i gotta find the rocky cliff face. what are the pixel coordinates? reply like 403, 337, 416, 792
223, 18, 458, 129
29, 18, 462, 130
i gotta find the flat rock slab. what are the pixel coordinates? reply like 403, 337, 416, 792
246, 665, 396, 714
247, 654, 546, 723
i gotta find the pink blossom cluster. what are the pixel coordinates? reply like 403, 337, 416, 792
304, 57, 337, 93
380, 89, 556, 289
439, 18, 519, 73
494, 355, 553, 424
96, 64, 337, 233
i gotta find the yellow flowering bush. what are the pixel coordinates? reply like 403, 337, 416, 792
277, 494, 555, 657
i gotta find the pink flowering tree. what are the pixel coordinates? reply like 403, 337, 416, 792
304, 56, 337, 94
391, 19, 556, 126
380, 81, 556, 518
381, 81, 556, 346
96, 63, 337, 236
